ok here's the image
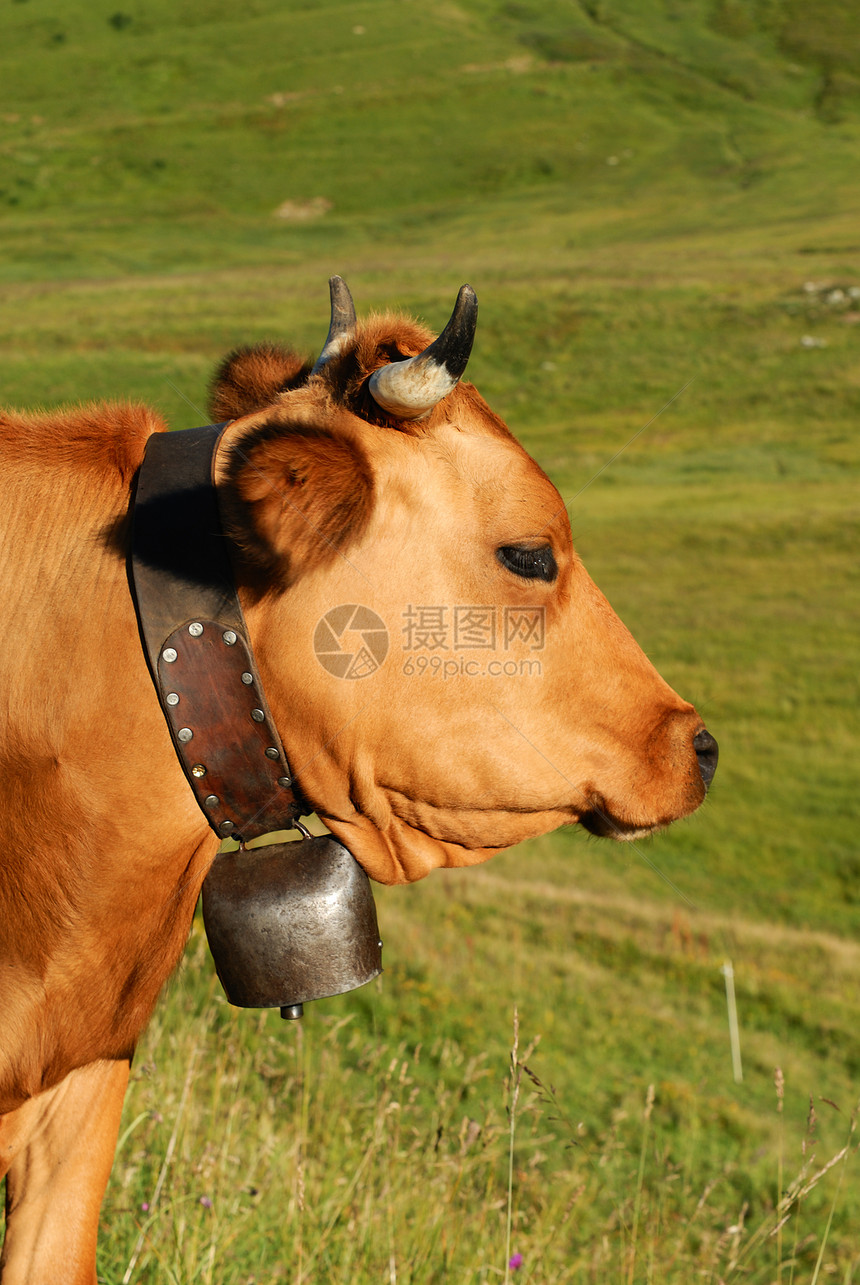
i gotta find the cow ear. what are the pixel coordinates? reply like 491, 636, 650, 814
224, 424, 374, 583
208, 344, 312, 421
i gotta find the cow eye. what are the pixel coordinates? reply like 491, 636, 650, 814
496, 544, 557, 582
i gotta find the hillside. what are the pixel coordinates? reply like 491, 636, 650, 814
1, 0, 859, 285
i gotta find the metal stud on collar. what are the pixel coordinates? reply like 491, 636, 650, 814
153, 619, 300, 842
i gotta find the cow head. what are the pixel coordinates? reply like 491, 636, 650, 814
211, 280, 717, 885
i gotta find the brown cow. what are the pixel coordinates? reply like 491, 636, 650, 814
0, 281, 716, 1282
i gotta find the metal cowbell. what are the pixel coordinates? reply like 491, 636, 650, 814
202, 835, 382, 1019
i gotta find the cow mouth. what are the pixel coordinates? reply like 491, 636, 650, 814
578, 806, 666, 842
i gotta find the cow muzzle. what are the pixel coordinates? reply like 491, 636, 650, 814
202, 835, 383, 1019
579, 721, 719, 839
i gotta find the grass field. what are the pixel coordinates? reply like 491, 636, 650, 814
1, 0, 859, 1280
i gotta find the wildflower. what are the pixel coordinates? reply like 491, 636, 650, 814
509, 1252, 524, 1270
140, 1202, 149, 1212
199, 1196, 213, 1209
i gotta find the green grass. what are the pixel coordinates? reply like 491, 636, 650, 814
1, 0, 859, 1279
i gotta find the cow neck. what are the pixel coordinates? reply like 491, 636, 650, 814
130, 422, 304, 843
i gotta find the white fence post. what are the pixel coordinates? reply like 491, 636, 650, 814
721, 960, 743, 1084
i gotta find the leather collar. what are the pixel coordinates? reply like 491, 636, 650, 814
130, 424, 303, 843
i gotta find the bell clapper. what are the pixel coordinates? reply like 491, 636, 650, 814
281, 1003, 304, 1020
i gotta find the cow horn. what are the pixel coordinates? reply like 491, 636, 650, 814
368, 284, 478, 420
311, 276, 357, 374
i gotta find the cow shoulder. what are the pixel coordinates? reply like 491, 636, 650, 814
0, 402, 165, 485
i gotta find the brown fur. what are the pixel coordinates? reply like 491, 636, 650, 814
208, 343, 312, 421
0, 398, 214, 1124
223, 415, 374, 585
0, 401, 164, 481
0, 300, 713, 1282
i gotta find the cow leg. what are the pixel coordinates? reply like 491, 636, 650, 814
0, 1058, 130, 1285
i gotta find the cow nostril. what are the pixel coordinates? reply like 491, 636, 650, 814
693, 728, 719, 790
